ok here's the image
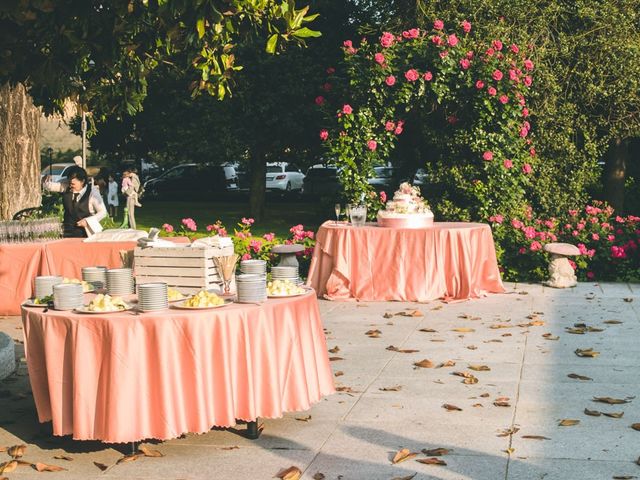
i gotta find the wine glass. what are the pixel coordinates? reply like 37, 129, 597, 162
334, 203, 341, 225
345, 204, 352, 225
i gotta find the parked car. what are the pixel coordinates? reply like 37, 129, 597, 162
413, 167, 428, 186
40, 162, 77, 184
265, 162, 305, 192
368, 166, 398, 192
303, 165, 341, 198
143, 163, 239, 199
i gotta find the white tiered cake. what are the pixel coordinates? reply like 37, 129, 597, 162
377, 182, 434, 228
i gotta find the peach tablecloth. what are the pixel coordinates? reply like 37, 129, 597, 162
22, 292, 335, 443
0, 237, 189, 316
307, 221, 505, 302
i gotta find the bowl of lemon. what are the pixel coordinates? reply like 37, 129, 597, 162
266, 279, 309, 298
173, 290, 231, 309
76, 294, 131, 313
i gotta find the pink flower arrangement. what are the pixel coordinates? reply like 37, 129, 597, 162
241, 217, 255, 225
162, 223, 174, 233
181, 218, 197, 232
380, 191, 387, 203
374, 52, 385, 65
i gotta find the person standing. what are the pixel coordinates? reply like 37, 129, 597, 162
107, 174, 119, 219
43, 166, 107, 238
121, 168, 141, 229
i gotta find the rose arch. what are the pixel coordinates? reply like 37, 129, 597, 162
318, 20, 536, 221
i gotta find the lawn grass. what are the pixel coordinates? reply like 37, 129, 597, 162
133, 196, 330, 237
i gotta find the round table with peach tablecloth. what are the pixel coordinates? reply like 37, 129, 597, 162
21, 291, 335, 443
307, 221, 505, 302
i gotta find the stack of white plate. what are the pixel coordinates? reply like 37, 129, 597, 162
236, 273, 267, 303
52, 283, 83, 310
82, 266, 107, 290
34, 275, 63, 299
270, 266, 301, 285
137, 282, 168, 311
106, 268, 134, 295
240, 259, 267, 275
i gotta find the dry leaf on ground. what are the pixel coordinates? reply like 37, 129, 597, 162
0, 461, 17, 474
312, 473, 325, 480
334, 371, 344, 377
7, 445, 26, 458
602, 411, 624, 418
612, 476, 637, 479
295, 415, 312, 422
604, 320, 623, 324
32, 462, 66, 472
335, 386, 358, 393
575, 348, 599, 358
328, 346, 340, 353
383, 313, 394, 319
584, 408, 602, 416
53, 455, 73, 461
542, 333, 559, 340
391, 448, 416, 464
116, 454, 142, 464
138, 445, 164, 457
399, 310, 423, 317
416, 457, 447, 466
365, 329, 382, 338
329, 357, 344, 362
386, 345, 420, 353
421, 448, 451, 456
468, 365, 490, 371
522, 435, 550, 440
414, 359, 434, 368
379, 386, 402, 392
391, 474, 417, 480
442, 404, 462, 411
497, 427, 519, 437
452, 328, 475, 333
631, 423, 640, 431
419, 328, 437, 333
559, 419, 580, 426
567, 373, 592, 381
623, 298, 633, 302
437, 360, 456, 368
93, 462, 108, 471
276, 466, 302, 480
593, 397, 630, 405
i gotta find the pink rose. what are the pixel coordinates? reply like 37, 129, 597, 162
385, 75, 396, 86
466, 50, 474, 59
343, 40, 356, 55
510, 44, 520, 53
385, 121, 395, 131
518, 247, 527, 254
499, 95, 509, 104
460, 58, 471, 69
487, 86, 497, 96
241, 217, 255, 225
342, 104, 353, 114
433, 19, 444, 30
242, 253, 251, 261
524, 76, 533, 87
380, 32, 395, 48
494, 214, 504, 224
394, 125, 404, 135
485, 47, 495, 57
492, 69, 503, 81
461, 20, 472, 33
522, 108, 530, 117
431, 35, 443, 46
447, 34, 459, 46
439, 50, 449, 58
326, 67, 335, 75
608, 234, 616, 241
319, 129, 329, 141
512, 219, 524, 229
423, 71, 433, 81
475, 80, 485, 89
374, 52, 385, 65
524, 59, 534, 71
530, 241, 542, 251
403, 28, 420, 39
162, 223, 174, 233
314, 96, 325, 106
492, 40, 503, 51
509, 69, 518, 81
367, 140, 377, 151
405, 69, 419, 82
380, 191, 387, 203
263, 232, 275, 241
447, 115, 458, 125
322, 82, 332, 92
529, 147, 536, 157
522, 163, 532, 174
519, 127, 528, 137
592, 233, 600, 241
483, 151, 494, 161
586, 271, 595, 279
503, 159, 513, 169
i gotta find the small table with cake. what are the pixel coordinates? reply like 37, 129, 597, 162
307, 183, 505, 302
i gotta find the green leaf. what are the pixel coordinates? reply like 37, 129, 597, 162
196, 18, 205, 39
266, 34, 278, 53
302, 13, 320, 23
292, 27, 321, 39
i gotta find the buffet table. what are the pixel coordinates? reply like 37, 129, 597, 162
21, 291, 335, 443
0, 237, 189, 316
307, 221, 505, 302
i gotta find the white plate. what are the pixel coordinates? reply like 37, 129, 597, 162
171, 299, 234, 310
74, 306, 133, 314
267, 287, 313, 298
22, 299, 50, 308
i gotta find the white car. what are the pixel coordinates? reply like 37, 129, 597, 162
41, 162, 77, 183
265, 163, 305, 192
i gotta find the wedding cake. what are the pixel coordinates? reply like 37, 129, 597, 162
377, 182, 434, 228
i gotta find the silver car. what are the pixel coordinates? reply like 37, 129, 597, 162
265, 163, 305, 192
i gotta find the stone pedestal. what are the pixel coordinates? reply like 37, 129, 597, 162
543, 243, 580, 289
271, 244, 305, 268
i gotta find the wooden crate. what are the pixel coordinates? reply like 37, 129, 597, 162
134, 245, 234, 294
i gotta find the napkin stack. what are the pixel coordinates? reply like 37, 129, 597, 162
191, 235, 233, 249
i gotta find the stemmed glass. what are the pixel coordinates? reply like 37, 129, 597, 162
334, 203, 341, 225
345, 204, 352, 225
213, 254, 240, 296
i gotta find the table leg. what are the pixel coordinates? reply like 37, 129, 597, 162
130, 442, 138, 454
245, 419, 260, 439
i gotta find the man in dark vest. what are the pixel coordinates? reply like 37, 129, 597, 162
43, 166, 107, 238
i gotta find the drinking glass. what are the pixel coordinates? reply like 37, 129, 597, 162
345, 204, 352, 224
334, 203, 341, 224
350, 205, 367, 227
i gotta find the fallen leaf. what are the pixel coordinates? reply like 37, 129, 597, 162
391, 448, 416, 464
436, 360, 456, 368
7, 444, 26, 458
472, 403, 484, 407
391, 475, 417, 480
221, 446, 240, 450
587, 327, 604, 332
328, 346, 340, 354
501, 333, 512, 337
386, 345, 420, 353
631, 423, 640, 431
468, 365, 490, 371
0, 461, 17, 474
584, 408, 602, 416
467, 345, 478, 350
94, 462, 108, 471
497, 427, 519, 437
575, 348, 599, 358
559, 419, 580, 426
137, 444, 164, 457
567, 373, 592, 381
414, 359, 434, 368
400, 310, 423, 317
480, 393, 490, 398
334, 371, 344, 377
452, 328, 475, 333
312, 473, 325, 480
379, 386, 402, 392
365, 329, 381, 338
419, 328, 437, 333
458, 314, 481, 320
32, 462, 66, 472
602, 411, 624, 418
295, 415, 312, 422
383, 313, 394, 319
431, 305, 443, 310
463, 376, 479, 384
416, 457, 447, 466
504, 447, 515, 455
604, 320, 623, 324
612, 476, 637, 479
335, 386, 357, 393
53, 455, 73, 461
521, 435, 551, 440
565, 327, 586, 334
490, 324, 512, 329
493, 400, 511, 407
329, 356, 344, 362
623, 298, 633, 302
276, 466, 302, 480
485, 339, 503, 343
430, 339, 446, 342
442, 404, 462, 411
452, 371, 475, 378
421, 448, 451, 456
521, 320, 545, 327
593, 397, 630, 405
117, 454, 142, 464
542, 333, 559, 340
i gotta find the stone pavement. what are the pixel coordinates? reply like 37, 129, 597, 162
0, 282, 638, 480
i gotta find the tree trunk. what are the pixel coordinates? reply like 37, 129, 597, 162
0, 83, 41, 220
248, 148, 266, 222
603, 137, 628, 214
